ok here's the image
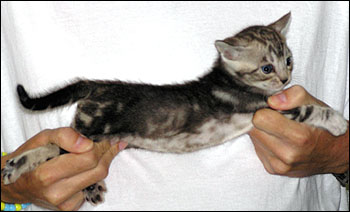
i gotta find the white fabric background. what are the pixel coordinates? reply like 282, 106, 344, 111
1, 1, 349, 210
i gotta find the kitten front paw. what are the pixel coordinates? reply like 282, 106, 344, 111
1, 144, 60, 185
325, 109, 348, 136
84, 181, 107, 205
2, 155, 28, 185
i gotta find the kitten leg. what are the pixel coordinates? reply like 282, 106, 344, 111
1, 143, 60, 184
2, 142, 107, 206
281, 105, 348, 136
83, 181, 107, 205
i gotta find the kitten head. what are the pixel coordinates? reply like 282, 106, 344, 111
215, 12, 293, 95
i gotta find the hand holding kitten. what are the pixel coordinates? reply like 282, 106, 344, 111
249, 85, 349, 177
1, 128, 127, 210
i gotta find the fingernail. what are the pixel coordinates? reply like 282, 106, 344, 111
75, 136, 93, 152
269, 92, 287, 105
118, 142, 128, 151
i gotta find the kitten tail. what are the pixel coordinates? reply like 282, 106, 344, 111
17, 80, 92, 111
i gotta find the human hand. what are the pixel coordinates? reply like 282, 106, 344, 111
249, 85, 349, 177
1, 127, 128, 210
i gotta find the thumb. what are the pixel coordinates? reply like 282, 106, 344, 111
48, 128, 94, 153
98, 141, 128, 171
267, 85, 317, 110
109, 141, 128, 158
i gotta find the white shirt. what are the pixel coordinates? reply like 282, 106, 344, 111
1, 2, 349, 210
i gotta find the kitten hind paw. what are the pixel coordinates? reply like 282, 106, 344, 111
84, 181, 107, 205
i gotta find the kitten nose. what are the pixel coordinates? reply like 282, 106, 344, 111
281, 79, 288, 84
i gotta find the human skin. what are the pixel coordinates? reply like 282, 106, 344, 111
250, 85, 349, 177
1, 127, 128, 210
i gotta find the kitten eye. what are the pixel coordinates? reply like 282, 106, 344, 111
286, 57, 292, 66
261, 64, 274, 74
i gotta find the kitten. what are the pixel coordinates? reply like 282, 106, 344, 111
2, 12, 347, 205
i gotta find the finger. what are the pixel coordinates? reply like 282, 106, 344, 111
33, 140, 126, 187
266, 153, 292, 175
267, 85, 327, 110
7, 129, 54, 156
250, 128, 297, 165
7, 128, 93, 160
251, 133, 293, 175
253, 108, 311, 142
99, 141, 128, 170
42, 142, 126, 205
57, 191, 85, 211
250, 135, 275, 174
80, 141, 127, 183
33, 149, 100, 187
250, 129, 275, 157
47, 127, 93, 153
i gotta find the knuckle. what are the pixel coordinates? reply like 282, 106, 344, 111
291, 129, 310, 146
40, 129, 52, 136
262, 163, 276, 175
35, 168, 54, 187
274, 165, 291, 175
292, 85, 308, 103
55, 128, 67, 141
57, 205, 70, 211
58, 196, 82, 211
55, 127, 77, 143
58, 203, 79, 211
280, 151, 299, 165
96, 166, 109, 180
270, 158, 292, 175
253, 109, 269, 126
83, 152, 99, 168
265, 168, 275, 175
292, 85, 307, 95
34, 129, 53, 143
44, 189, 62, 206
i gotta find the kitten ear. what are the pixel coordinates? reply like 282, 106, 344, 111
268, 12, 291, 35
215, 40, 247, 61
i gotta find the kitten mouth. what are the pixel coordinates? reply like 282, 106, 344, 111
277, 84, 287, 91
270, 84, 287, 94
278, 78, 291, 89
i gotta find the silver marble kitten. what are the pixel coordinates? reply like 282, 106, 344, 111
2, 12, 348, 205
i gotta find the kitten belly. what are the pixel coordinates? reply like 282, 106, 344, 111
120, 113, 254, 153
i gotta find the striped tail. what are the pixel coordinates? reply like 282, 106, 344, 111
17, 81, 92, 111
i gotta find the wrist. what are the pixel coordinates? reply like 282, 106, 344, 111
317, 124, 349, 174
331, 124, 349, 174
327, 122, 349, 187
